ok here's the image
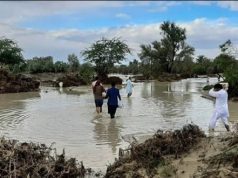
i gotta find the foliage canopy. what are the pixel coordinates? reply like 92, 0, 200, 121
0, 37, 24, 65
81, 37, 131, 78
138, 21, 194, 77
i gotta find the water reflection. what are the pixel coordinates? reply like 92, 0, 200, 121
0, 91, 40, 109
93, 116, 108, 144
0, 78, 237, 172
93, 115, 123, 154
160, 81, 191, 119
0, 92, 40, 132
141, 81, 152, 98
107, 119, 122, 153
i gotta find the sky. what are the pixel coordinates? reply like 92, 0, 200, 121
1, 1, 238, 63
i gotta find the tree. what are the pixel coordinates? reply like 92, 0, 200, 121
79, 62, 94, 84
0, 37, 24, 66
138, 21, 193, 77
172, 44, 195, 75
139, 42, 168, 78
224, 63, 238, 98
128, 59, 140, 74
219, 39, 238, 57
26, 56, 54, 73
54, 61, 68, 73
213, 54, 236, 73
219, 40, 232, 54
138, 44, 154, 78
160, 21, 186, 73
81, 37, 131, 78
192, 55, 212, 75
11, 62, 27, 74
67, 53, 80, 72
216, 40, 238, 97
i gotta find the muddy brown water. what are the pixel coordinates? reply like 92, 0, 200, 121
0, 77, 237, 173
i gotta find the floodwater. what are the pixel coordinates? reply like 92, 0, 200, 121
0, 77, 237, 173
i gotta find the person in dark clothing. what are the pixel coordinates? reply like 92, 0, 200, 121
105, 81, 121, 119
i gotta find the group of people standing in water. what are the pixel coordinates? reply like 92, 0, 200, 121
91, 76, 133, 119
91, 75, 230, 132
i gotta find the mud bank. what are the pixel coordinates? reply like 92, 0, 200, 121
104, 124, 238, 178
0, 69, 40, 94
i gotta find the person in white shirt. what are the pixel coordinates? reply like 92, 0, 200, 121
208, 83, 230, 131
126, 77, 133, 97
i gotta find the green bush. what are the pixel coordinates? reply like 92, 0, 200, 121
203, 85, 213, 91
26, 56, 55, 73
224, 64, 238, 98
54, 61, 68, 73
79, 63, 94, 84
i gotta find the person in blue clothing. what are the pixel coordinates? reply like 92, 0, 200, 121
105, 81, 121, 119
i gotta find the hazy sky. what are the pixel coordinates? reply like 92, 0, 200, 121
1, 1, 238, 63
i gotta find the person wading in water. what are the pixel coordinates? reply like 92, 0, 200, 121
93, 80, 106, 114
126, 77, 133, 97
208, 83, 230, 131
105, 81, 121, 119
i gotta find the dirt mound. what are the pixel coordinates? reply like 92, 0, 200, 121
102, 76, 123, 85
105, 124, 205, 178
0, 69, 40, 94
56, 73, 87, 87
157, 73, 184, 82
194, 135, 238, 178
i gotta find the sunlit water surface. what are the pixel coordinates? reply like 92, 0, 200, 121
0, 77, 237, 173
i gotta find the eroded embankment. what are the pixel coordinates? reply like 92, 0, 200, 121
104, 124, 238, 178
0, 69, 40, 93
105, 124, 205, 178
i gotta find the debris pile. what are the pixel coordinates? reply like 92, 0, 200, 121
0, 137, 87, 178
195, 135, 238, 178
105, 124, 205, 178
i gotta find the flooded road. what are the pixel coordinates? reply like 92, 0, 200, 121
0, 77, 237, 172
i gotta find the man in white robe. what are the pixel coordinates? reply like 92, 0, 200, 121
208, 83, 230, 131
126, 77, 133, 97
